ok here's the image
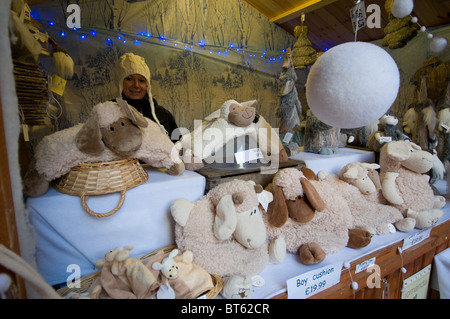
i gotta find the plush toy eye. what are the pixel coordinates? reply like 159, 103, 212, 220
121, 122, 125, 126
110, 126, 115, 131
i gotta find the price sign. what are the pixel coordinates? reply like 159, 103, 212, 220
287, 261, 343, 299
234, 148, 263, 164
350, 0, 366, 32
402, 228, 431, 251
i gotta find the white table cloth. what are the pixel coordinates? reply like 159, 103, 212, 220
431, 247, 450, 299
251, 179, 449, 299
290, 147, 376, 174
27, 167, 206, 285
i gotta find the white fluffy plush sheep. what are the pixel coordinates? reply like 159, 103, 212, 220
176, 99, 288, 170
24, 100, 184, 197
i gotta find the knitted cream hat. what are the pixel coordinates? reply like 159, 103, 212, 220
116, 53, 167, 134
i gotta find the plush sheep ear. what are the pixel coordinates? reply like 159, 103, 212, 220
386, 141, 412, 162
361, 163, 380, 171
343, 166, 359, 179
168, 249, 179, 259
240, 100, 257, 108
152, 262, 164, 271
300, 178, 326, 212
301, 168, 318, 181
214, 194, 237, 241
75, 113, 105, 155
267, 185, 289, 227
117, 98, 148, 128
368, 169, 382, 190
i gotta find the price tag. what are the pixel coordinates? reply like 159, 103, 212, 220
379, 136, 392, 143
287, 261, 343, 299
50, 74, 67, 96
402, 228, 431, 251
234, 148, 263, 164
350, 0, 366, 32
355, 257, 376, 274
282, 132, 293, 144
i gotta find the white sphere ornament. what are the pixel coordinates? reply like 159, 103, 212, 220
430, 37, 448, 53
391, 0, 414, 18
306, 42, 400, 129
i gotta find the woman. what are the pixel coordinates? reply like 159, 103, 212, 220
115, 53, 179, 142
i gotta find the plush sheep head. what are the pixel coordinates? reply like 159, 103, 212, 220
75, 100, 148, 157
340, 162, 381, 195
267, 168, 326, 227
95, 246, 133, 276
220, 100, 257, 127
384, 140, 434, 174
208, 180, 267, 249
152, 249, 180, 279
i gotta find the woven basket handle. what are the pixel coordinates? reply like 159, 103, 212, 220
80, 190, 126, 218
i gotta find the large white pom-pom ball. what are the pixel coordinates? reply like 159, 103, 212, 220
306, 42, 400, 129
391, 0, 414, 18
430, 37, 448, 53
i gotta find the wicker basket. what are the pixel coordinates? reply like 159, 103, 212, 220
57, 245, 223, 299
52, 159, 148, 217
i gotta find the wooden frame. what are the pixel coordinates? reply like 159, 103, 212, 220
0, 88, 26, 298
272, 219, 450, 299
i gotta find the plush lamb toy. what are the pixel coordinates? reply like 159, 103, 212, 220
152, 249, 214, 299
333, 162, 408, 233
266, 168, 372, 265
89, 246, 161, 299
176, 99, 288, 170
170, 179, 286, 299
24, 99, 185, 197
379, 140, 446, 230
368, 114, 411, 152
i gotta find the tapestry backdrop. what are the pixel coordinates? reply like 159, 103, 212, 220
30, 0, 296, 132
29, 1, 450, 142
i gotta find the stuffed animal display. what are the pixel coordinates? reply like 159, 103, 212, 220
265, 167, 372, 265
277, 48, 302, 135
379, 141, 446, 230
333, 162, 408, 233
368, 114, 411, 152
303, 110, 347, 155
23, 100, 185, 197
176, 99, 288, 170
66, 246, 213, 299
171, 179, 286, 299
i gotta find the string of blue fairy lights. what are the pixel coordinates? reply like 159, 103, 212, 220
44, 19, 287, 65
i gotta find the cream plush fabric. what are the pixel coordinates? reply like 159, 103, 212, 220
34, 101, 183, 182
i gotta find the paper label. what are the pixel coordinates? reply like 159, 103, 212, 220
50, 74, 67, 96
283, 132, 293, 144
350, 0, 366, 32
401, 264, 431, 299
21, 124, 29, 142
402, 228, 431, 251
287, 261, 343, 299
355, 257, 376, 274
234, 148, 263, 164
379, 136, 392, 143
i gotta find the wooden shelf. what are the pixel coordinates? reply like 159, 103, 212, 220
272, 219, 450, 299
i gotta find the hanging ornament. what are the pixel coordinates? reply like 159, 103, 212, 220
306, 41, 400, 129
291, 14, 317, 70
390, 0, 414, 18
430, 37, 449, 53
